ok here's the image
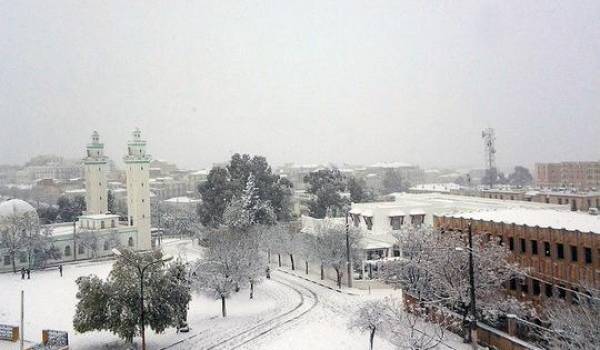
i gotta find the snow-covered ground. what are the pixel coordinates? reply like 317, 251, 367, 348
0, 239, 470, 349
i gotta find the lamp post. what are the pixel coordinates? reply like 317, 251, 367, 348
456, 222, 477, 349
112, 248, 172, 350
345, 211, 353, 288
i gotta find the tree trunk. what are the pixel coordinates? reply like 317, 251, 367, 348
369, 328, 376, 350
305, 260, 309, 275
278, 253, 281, 267
268, 249, 271, 264
290, 254, 295, 270
221, 296, 227, 317
11, 253, 16, 273
336, 269, 342, 288
320, 263, 324, 280
250, 280, 254, 299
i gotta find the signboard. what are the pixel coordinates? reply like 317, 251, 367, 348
0, 324, 19, 341
42, 329, 68, 348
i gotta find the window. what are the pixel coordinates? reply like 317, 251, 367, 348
103, 241, 110, 251
544, 242, 551, 257
531, 240, 538, 255
78, 245, 85, 255
557, 243, 564, 259
533, 280, 541, 296
558, 286, 566, 299
99, 182, 102, 186
545, 283, 553, 298
19, 252, 27, 263
392, 245, 401, 257
558, 198, 562, 204
571, 245, 578, 262
520, 279, 529, 294
411, 215, 424, 226
520, 238, 526, 253
584, 247, 592, 264
111, 220, 116, 228
509, 237, 515, 251
390, 216, 403, 230
142, 199, 144, 203
64, 246, 71, 257
509, 278, 517, 291
352, 214, 360, 227
363, 216, 373, 230
128, 237, 134, 247
545, 197, 550, 204
101, 221, 105, 229
3, 255, 10, 266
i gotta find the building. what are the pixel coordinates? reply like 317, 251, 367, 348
0, 129, 154, 272
481, 188, 600, 212
435, 208, 600, 304
535, 161, 600, 190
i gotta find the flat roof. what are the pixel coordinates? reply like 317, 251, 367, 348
444, 208, 600, 233
80, 213, 119, 220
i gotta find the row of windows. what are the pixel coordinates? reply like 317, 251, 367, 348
352, 214, 425, 231
508, 277, 585, 304
507, 237, 594, 264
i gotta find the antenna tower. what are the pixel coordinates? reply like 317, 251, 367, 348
482, 128, 496, 188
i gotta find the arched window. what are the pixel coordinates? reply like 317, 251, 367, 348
64, 246, 71, 257
78, 245, 85, 255
103, 241, 109, 251
128, 237, 134, 247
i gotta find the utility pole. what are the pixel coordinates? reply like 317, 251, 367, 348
345, 212, 352, 288
20, 290, 24, 350
467, 222, 478, 349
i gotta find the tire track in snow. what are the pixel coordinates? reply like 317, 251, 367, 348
160, 276, 317, 350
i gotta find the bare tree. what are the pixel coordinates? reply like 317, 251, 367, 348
349, 299, 389, 350
543, 284, 600, 350
0, 210, 40, 272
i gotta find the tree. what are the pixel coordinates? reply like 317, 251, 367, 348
197, 154, 292, 226
56, 195, 86, 222
349, 299, 389, 350
304, 169, 346, 218
191, 228, 247, 317
30, 225, 62, 268
508, 166, 533, 187
313, 220, 362, 288
543, 285, 600, 349
107, 189, 115, 214
73, 250, 191, 344
347, 176, 374, 203
381, 169, 406, 194
0, 209, 40, 272
381, 226, 532, 339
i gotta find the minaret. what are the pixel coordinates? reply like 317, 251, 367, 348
84, 131, 108, 215
123, 128, 152, 250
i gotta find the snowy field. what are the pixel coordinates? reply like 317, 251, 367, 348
0, 239, 469, 349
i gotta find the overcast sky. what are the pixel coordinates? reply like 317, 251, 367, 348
1, 1, 599, 171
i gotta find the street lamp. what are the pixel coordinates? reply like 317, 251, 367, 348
112, 248, 173, 350
345, 211, 353, 288
454, 223, 477, 349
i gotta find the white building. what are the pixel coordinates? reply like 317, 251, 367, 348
349, 193, 567, 262
0, 129, 154, 272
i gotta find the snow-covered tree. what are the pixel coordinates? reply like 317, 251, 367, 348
0, 209, 41, 272
313, 220, 362, 288
381, 226, 532, 338
349, 299, 389, 350
543, 284, 600, 349
73, 249, 191, 344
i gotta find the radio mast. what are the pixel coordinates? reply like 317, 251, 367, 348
482, 128, 496, 188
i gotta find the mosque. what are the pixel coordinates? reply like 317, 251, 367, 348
0, 129, 153, 272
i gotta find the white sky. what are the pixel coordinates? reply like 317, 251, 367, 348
1, 1, 599, 170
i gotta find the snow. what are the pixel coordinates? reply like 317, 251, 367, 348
410, 183, 461, 193
0, 238, 472, 350
0, 199, 36, 218
447, 208, 600, 233
387, 210, 406, 217
164, 197, 201, 204
79, 214, 119, 220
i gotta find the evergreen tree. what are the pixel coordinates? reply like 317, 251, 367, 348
304, 169, 346, 218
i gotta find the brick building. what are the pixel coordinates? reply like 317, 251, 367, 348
435, 208, 600, 304
535, 161, 600, 190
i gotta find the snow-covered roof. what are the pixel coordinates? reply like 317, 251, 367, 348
192, 169, 210, 176
410, 183, 461, 193
446, 208, 600, 233
368, 161, 413, 168
65, 189, 86, 194
80, 213, 119, 220
0, 199, 36, 218
388, 210, 406, 217
349, 208, 362, 215
164, 196, 201, 203
409, 209, 426, 216
361, 210, 373, 217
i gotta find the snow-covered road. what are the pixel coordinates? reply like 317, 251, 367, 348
0, 239, 471, 349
